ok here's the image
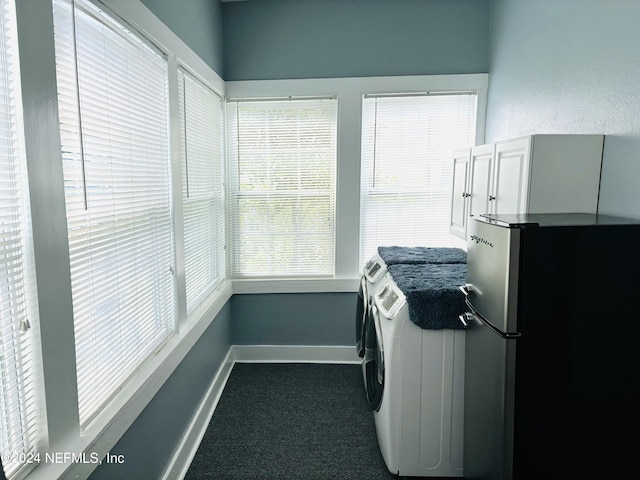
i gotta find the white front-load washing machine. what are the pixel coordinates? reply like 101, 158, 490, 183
367, 271, 465, 477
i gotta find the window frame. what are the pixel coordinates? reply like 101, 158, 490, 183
226, 74, 488, 294
226, 95, 338, 279
53, 0, 179, 428
359, 92, 475, 266
178, 66, 227, 313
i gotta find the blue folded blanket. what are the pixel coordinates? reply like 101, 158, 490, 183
387, 263, 466, 330
378, 246, 466, 266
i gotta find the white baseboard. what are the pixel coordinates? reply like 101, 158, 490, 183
161, 349, 234, 480
162, 344, 360, 480
231, 344, 361, 364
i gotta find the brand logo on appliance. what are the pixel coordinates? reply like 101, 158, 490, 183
470, 235, 493, 247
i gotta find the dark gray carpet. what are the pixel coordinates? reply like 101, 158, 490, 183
185, 363, 398, 480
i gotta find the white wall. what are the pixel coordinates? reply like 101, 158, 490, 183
486, 0, 640, 218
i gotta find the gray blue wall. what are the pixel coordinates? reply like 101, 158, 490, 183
231, 293, 357, 346
141, 0, 224, 76
221, 0, 491, 80
485, 0, 640, 219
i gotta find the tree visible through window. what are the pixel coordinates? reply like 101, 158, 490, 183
227, 98, 337, 277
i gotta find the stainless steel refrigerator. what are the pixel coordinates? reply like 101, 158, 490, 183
459, 213, 640, 480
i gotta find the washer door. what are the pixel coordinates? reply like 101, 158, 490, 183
356, 276, 368, 358
364, 305, 385, 411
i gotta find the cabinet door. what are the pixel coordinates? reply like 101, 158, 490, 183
469, 144, 494, 219
450, 149, 470, 239
492, 137, 531, 214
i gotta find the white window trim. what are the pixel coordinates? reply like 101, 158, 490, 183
226, 96, 338, 278
16, 1, 229, 479
226, 74, 488, 294
178, 66, 226, 313
54, 0, 179, 428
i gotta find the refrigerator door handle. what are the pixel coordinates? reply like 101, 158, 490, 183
458, 284, 473, 297
464, 299, 521, 339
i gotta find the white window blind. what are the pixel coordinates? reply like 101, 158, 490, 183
360, 93, 476, 266
53, 0, 175, 427
0, 0, 39, 477
178, 68, 225, 312
227, 97, 337, 277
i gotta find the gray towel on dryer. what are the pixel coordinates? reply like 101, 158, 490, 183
378, 246, 466, 266
387, 263, 466, 330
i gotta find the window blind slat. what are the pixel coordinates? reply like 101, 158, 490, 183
178, 68, 225, 312
227, 98, 337, 277
53, 0, 175, 427
0, 1, 40, 478
359, 94, 474, 266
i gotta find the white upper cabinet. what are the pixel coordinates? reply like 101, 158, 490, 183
450, 149, 471, 239
491, 136, 532, 215
468, 143, 495, 219
450, 134, 604, 239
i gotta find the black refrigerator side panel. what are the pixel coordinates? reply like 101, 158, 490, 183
510, 226, 578, 479
564, 225, 640, 477
512, 224, 640, 479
